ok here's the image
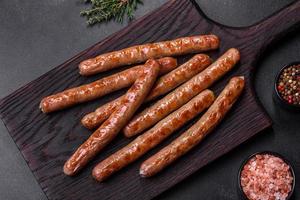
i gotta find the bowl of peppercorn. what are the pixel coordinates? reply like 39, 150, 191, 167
274, 62, 300, 111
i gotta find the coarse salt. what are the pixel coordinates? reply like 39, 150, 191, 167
240, 154, 293, 200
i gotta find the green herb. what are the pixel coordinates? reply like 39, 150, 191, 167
81, 0, 143, 25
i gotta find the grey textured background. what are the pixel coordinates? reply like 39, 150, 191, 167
0, 0, 299, 199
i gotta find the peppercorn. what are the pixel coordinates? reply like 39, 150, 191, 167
277, 64, 300, 105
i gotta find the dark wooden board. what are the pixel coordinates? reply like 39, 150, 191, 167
1, 0, 300, 199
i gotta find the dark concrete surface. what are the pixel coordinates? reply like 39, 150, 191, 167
0, 0, 299, 199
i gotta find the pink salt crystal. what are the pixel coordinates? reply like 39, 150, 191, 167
240, 154, 293, 200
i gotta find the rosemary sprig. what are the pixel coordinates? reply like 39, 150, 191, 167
81, 0, 143, 25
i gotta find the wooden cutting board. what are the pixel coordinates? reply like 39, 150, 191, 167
1, 0, 300, 199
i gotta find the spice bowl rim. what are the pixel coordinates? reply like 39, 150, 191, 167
237, 151, 296, 200
274, 62, 300, 110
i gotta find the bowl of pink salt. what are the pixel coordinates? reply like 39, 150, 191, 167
238, 151, 295, 200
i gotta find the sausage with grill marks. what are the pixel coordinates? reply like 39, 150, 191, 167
63, 59, 160, 176
40, 57, 176, 113
79, 35, 219, 76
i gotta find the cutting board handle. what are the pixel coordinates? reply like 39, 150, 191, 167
247, 0, 300, 52
191, 0, 300, 56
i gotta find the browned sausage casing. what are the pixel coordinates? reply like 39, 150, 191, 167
140, 76, 245, 177
123, 48, 240, 137
81, 54, 212, 130
79, 35, 219, 76
81, 97, 120, 130
63, 59, 160, 176
92, 90, 215, 181
145, 54, 211, 101
40, 57, 176, 113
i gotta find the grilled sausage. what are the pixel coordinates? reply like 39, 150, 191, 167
92, 90, 214, 181
63, 59, 160, 176
140, 76, 245, 177
40, 57, 176, 113
81, 54, 212, 130
123, 48, 240, 137
79, 35, 219, 76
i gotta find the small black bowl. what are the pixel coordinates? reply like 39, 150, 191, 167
238, 151, 296, 200
273, 62, 300, 111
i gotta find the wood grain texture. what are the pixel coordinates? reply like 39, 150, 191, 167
1, 0, 300, 199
